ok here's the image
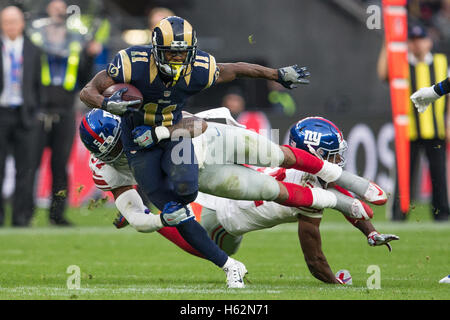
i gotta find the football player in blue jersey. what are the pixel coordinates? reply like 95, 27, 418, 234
79, 16, 313, 285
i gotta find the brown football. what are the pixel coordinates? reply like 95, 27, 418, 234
102, 83, 143, 109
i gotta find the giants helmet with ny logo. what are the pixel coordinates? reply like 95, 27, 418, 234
289, 117, 348, 166
79, 109, 123, 163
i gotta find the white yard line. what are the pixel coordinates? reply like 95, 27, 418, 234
0, 221, 448, 236
0, 285, 282, 296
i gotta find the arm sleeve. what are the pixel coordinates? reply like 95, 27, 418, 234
115, 189, 163, 233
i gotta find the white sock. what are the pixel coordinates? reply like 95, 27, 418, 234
315, 161, 342, 183
311, 188, 337, 209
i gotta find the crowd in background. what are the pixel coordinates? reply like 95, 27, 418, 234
0, 0, 449, 227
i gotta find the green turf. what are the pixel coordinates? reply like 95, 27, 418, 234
0, 202, 449, 300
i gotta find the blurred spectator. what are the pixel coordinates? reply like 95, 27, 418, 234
30, 0, 100, 226
0, 6, 41, 227
221, 88, 246, 117
148, 7, 175, 31
432, 0, 450, 38
267, 81, 297, 116
378, 24, 450, 222
408, 0, 442, 26
432, 0, 450, 55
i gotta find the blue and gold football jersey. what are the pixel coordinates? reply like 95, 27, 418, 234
106, 45, 219, 151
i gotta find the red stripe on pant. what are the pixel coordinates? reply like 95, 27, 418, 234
157, 227, 205, 259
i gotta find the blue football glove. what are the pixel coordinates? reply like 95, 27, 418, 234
113, 212, 129, 229
160, 201, 195, 227
276, 65, 310, 89
101, 87, 141, 116
132, 125, 170, 148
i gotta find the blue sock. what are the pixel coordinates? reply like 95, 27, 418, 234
176, 219, 228, 267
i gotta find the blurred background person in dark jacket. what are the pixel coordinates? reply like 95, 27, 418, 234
0, 5, 41, 227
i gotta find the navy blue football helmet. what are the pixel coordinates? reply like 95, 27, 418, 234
79, 109, 123, 163
289, 117, 347, 167
151, 16, 197, 80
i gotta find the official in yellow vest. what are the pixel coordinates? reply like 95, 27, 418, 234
400, 25, 449, 221
29, 0, 101, 226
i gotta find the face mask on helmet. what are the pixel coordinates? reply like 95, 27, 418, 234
151, 16, 197, 81
79, 110, 124, 164
289, 117, 348, 167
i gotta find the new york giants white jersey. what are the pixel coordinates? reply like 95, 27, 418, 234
89, 154, 136, 191
195, 167, 324, 237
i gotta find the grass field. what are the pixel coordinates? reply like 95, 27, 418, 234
0, 202, 449, 301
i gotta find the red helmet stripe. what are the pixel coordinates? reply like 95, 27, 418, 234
82, 117, 105, 144
310, 116, 344, 140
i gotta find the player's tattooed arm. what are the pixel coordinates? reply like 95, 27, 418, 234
80, 70, 116, 109
133, 116, 207, 148
168, 115, 207, 138
216, 62, 278, 84
297, 215, 341, 284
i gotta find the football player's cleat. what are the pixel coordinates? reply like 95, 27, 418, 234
439, 275, 450, 284
152, 16, 197, 81
363, 182, 388, 205
367, 231, 400, 252
223, 258, 248, 289
79, 109, 123, 163
113, 212, 129, 229
330, 188, 373, 220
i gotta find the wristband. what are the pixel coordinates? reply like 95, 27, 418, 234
101, 97, 108, 110
433, 78, 450, 96
154, 126, 171, 141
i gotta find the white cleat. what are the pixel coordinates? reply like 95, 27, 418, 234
351, 199, 373, 220
330, 189, 373, 220
334, 171, 387, 206
223, 258, 248, 289
364, 182, 387, 205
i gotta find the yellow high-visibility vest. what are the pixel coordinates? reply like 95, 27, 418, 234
32, 32, 82, 91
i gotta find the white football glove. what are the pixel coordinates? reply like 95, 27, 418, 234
410, 86, 440, 113
277, 65, 310, 89
367, 231, 400, 252
101, 88, 141, 116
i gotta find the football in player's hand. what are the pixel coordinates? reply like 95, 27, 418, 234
103, 83, 143, 109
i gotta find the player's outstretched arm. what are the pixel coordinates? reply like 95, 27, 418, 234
297, 215, 341, 284
216, 63, 310, 88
